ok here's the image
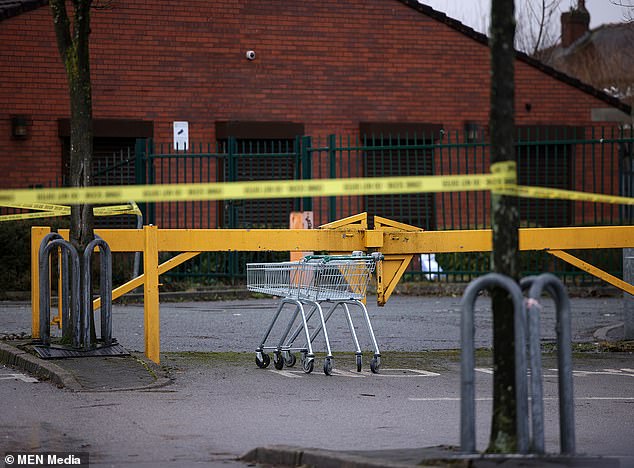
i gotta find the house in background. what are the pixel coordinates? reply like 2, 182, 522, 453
1, 0, 632, 232
536, 0, 634, 112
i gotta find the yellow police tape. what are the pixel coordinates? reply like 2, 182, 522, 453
497, 185, 634, 205
0, 202, 142, 222
0, 162, 515, 207
0, 161, 632, 219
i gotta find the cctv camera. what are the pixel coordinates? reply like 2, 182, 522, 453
246, 50, 255, 60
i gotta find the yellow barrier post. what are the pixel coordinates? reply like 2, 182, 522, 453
143, 225, 160, 363
31, 226, 51, 338
29, 222, 633, 364
10, 157, 628, 364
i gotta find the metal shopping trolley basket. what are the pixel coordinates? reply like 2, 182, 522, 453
247, 252, 382, 375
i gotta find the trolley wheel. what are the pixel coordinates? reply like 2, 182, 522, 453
273, 352, 284, 370
356, 354, 363, 372
302, 357, 314, 374
284, 352, 297, 368
323, 357, 333, 376
370, 356, 380, 374
256, 353, 270, 369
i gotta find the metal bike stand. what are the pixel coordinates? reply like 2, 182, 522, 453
460, 273, 529, 454
83, 236, 113, 349
520, 273, 575, 455
39, 237, 80, 348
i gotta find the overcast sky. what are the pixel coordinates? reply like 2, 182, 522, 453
420, 0, 631, 35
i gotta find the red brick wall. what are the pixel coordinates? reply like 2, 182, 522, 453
0, 0, 625, 224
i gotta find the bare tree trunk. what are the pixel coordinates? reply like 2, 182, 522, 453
489, 0, 520, 453
50, 0, 95, 342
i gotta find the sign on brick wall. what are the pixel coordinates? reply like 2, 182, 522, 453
173, 121, 189, 150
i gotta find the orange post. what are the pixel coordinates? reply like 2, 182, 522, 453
289, 211, 313, 262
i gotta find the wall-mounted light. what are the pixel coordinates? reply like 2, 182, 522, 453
464, 121, 480, 143
11, 115, 30, 139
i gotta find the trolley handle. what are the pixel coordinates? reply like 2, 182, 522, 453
302, 252, 383, 263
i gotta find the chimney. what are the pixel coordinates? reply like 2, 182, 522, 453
561, 0, 590, 47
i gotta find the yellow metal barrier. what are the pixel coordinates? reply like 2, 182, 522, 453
31, 217, 634, 363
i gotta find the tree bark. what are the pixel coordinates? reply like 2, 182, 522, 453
50, 0, 95, 342
489, 0, 520, 453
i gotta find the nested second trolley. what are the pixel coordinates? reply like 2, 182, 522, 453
247, 253, 382, 375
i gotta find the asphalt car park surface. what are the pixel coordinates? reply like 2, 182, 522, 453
1, 295, 632, 467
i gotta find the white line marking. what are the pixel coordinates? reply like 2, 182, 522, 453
372, 368, 441, 377
574, 397, 634, 400
268, 367, 441, 378
408, 396, 634, 402
268, 369, 303, 378
0, 374, 38, 383
331, 369, 366, 378
408, 397, 469, 401
484, 368, 634, 378
573, 370, 634, 377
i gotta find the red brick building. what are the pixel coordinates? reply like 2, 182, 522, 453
1, 0, 631, 229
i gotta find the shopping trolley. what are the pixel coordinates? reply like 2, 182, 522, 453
247, 252, 382, 375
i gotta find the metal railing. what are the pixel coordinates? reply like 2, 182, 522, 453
3, 126, 631, 285
131, 127, 633, 283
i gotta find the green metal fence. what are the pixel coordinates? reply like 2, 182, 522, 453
128, 127, 634, 285
4, 127, 631, 286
